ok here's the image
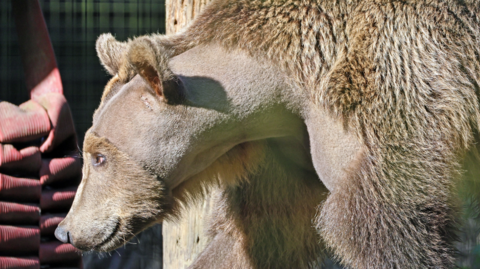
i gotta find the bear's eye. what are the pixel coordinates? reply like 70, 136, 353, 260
92, 153, 107, 167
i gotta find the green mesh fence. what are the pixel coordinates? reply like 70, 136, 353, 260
0, 0, 166, 144
0, 1, 166, 268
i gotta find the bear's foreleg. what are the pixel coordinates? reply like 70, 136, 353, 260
190, 139, 328, 269
317, 162, 458, 269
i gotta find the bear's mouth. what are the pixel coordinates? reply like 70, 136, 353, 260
94, 218, 121, 251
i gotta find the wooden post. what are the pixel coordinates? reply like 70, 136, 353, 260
163, 1, 214, 268
165, 0, 212, 35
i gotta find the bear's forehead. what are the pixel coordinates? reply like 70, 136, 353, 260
83, 131, 145, 169
90, 84, 152, 144
93, 75, 152, 123
83, 131, 121, 155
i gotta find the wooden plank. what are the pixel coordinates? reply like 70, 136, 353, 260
163, 196, 215, 268
166, 0, 211, 35
163, 1, 214, 268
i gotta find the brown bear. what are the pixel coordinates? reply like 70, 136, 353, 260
56, 0, 480, 268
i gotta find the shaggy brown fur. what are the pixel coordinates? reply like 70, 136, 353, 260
130, 1, 480, 268
191, 137, 329, 269
112, 1, 480, 268
60, 1, 480, 268
64, 132, 169, 251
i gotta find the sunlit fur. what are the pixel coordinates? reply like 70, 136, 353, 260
80, 0, 480, 268
193, 138, 329, 269
120, 1, 480, 267
168, 141, 267, 221
70, 133, 266, 252
68, 133, 168, 252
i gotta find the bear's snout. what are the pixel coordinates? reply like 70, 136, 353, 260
54, 221, 91, 251
54, 224, 72, 244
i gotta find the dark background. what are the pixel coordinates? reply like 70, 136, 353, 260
0, 0, 165, 144
0, 1, 166, 268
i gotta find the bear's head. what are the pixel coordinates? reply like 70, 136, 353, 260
54, 34, 187, 251
55, 34, 302, 251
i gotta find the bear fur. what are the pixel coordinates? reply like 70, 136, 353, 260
59, 0, 480, 268
128, 1, 480, 267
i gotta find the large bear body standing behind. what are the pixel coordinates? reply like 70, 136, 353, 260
57, 0, 480, 268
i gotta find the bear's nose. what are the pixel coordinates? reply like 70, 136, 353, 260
55, 225, 71, 244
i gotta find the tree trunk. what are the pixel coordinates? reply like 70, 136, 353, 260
166, 0, 212, 35
163, 1, 214, 268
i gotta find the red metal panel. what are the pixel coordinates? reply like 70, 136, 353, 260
0, 226, 40, 254
6, 1, 82, 267
0, 202, 40, 224
11, 1, 63, 99
40, 214, 65, 235
0, 175, 41, 202
0, 257, 40, 269
0, 101, 50, 144
40, 157, 82, 186
39, 242, 79, 264
0, 145, 42, 174
40, 187, 76, 211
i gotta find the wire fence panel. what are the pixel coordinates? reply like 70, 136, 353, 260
0, 2, 165, 268
0, 0, 165, 144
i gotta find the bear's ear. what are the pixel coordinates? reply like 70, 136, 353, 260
96, 33, 128, 76
127, 37, 182, 103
